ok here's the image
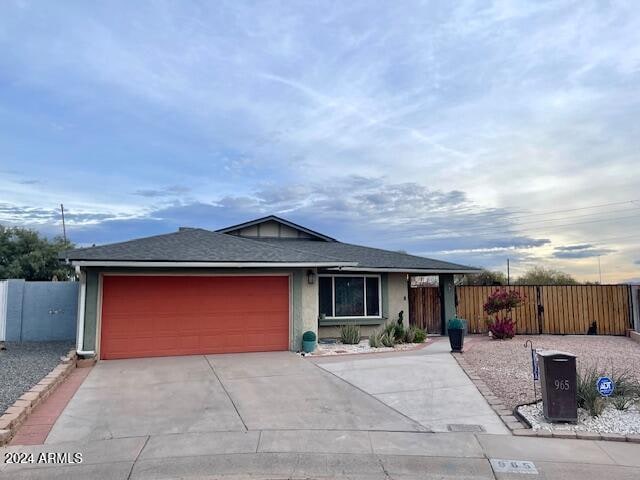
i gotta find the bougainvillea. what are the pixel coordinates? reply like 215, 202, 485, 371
484, 288, 524, 340
487, 317, 516, 339
483, 289, 524, 315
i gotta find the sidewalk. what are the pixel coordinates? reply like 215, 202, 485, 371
2, 430, 639, 479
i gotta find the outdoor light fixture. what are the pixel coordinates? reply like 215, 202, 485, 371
307, 270, 316, 285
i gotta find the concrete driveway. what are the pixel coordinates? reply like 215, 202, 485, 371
46, 351, 423, 443
314, 339, 509, 434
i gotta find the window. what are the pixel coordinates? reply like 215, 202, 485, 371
318, 275, 381, 318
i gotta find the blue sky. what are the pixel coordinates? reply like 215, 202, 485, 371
0, 0, 639, 282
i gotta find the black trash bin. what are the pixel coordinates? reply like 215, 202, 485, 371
537, 350, 577, 422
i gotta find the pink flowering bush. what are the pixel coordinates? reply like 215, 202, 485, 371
483, 288, 524, 340
487, 317, 516, 339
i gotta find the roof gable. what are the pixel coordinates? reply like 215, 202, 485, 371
216, 215, 336, 242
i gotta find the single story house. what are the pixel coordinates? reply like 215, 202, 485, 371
60, 215, 478, 360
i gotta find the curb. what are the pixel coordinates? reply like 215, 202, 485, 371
452, 350, 640, 443
0, 348, 78, 446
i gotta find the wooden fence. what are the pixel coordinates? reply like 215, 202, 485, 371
409, 285, 633, 335
408, 286, 441, 334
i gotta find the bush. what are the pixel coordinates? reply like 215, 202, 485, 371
611, 395, 634, 411
381, 331, 395, 347
404, 326, 416, 343
413, 327, 427, 343
368, 330, 383, 348
577, 366, 606, 417
340, 324, 361, 345
483, 289, 524, 315
302, 331, 316, 342
394, 322, 405, 342
447, 318, 465, 330
487, 317, 515, 339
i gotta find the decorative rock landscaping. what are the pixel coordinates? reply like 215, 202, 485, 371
518, 401, 640, 436
0, 347, 78, 446
308, 339, 427, 356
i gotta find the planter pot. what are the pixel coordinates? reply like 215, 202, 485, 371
302, 340, 316, 353
448, 328, 464, 352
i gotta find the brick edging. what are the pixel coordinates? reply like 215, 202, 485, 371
452, 350, 640, 444
0, 348, 78, 446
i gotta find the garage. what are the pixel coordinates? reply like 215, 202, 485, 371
99, 275, 290, 359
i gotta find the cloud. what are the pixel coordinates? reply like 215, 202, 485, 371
132, 185, 191, 198
0, 1, 638, 280
552, 244, 615, 259
635, 260, 640, 265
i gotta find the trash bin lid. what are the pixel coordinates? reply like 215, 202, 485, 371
536, 350, 576, 358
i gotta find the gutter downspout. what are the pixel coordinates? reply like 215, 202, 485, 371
75, 266, 95, 356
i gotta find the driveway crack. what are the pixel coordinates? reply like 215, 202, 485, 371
204, 355, 249, 431
127, 435, 150, 480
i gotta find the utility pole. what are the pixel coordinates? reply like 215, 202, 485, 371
60, 204, 67, 243
598, 256, 602, 284
507, 258, 510, 285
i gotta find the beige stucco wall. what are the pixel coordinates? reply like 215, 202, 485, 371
387, 272, 409, 326
292, 267, 318, 350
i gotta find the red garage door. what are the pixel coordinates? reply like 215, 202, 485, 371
100, 275, 289, 359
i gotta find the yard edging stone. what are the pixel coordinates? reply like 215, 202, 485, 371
0, 348, 78, 446
452, 345, 640, 443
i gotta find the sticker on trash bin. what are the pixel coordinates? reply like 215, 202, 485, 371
597, 376, 615, 397
490, 459, 538, 474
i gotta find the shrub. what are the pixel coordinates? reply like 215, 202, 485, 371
404, 326, 416, 343
302, 331, 316, 342
340, 324, 361, 345
394, 322, 405, 342
483, 289, 524, 315
383, 322, 397, 338
447, 317, 465, 330
487, 317, 515, 339
413, 327, 427, 343
381, 331, 395, 347
577, 366, 606, 417
611, 395, 633, 411
368, 330, 383, 348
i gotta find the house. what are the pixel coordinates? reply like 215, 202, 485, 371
60, 215, 478, 360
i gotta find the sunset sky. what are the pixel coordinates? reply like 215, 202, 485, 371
1, 0, 638, 283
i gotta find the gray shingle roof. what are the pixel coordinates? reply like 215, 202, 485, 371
60, 228, 347, 264
252, 238, 476, 271
61, 228, 478, 272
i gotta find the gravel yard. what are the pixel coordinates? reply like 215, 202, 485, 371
0, 341, 73, 414
463, 334, 640, 410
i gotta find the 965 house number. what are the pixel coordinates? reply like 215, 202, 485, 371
554, 379, 570, 390
4, 452, 83, 464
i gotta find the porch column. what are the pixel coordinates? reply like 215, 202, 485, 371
439, 273, 456, 334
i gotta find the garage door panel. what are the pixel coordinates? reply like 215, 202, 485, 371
100, 275, 289, 359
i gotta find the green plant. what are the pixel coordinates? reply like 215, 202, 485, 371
577, 366, 606, 416
380, 331, 395, 347
413, 327, 427, 343
611, 395, 633, 411
447, 318, 464, 330
302, 331, 316, 342
383, 322, 396, 338
404, 326, 416, 343
368, 330, 383, 348
394, 322, 405, 342
340, 324, 361, 345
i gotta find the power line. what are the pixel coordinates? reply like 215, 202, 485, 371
433, 206, 640, 235
418, 213, 640, 240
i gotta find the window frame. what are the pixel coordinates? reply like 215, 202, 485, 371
318, 273, 382, 319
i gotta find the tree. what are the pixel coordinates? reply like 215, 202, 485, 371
515, 266, 578, 285
460, 269, 507, 286
0, 225, 75, 280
